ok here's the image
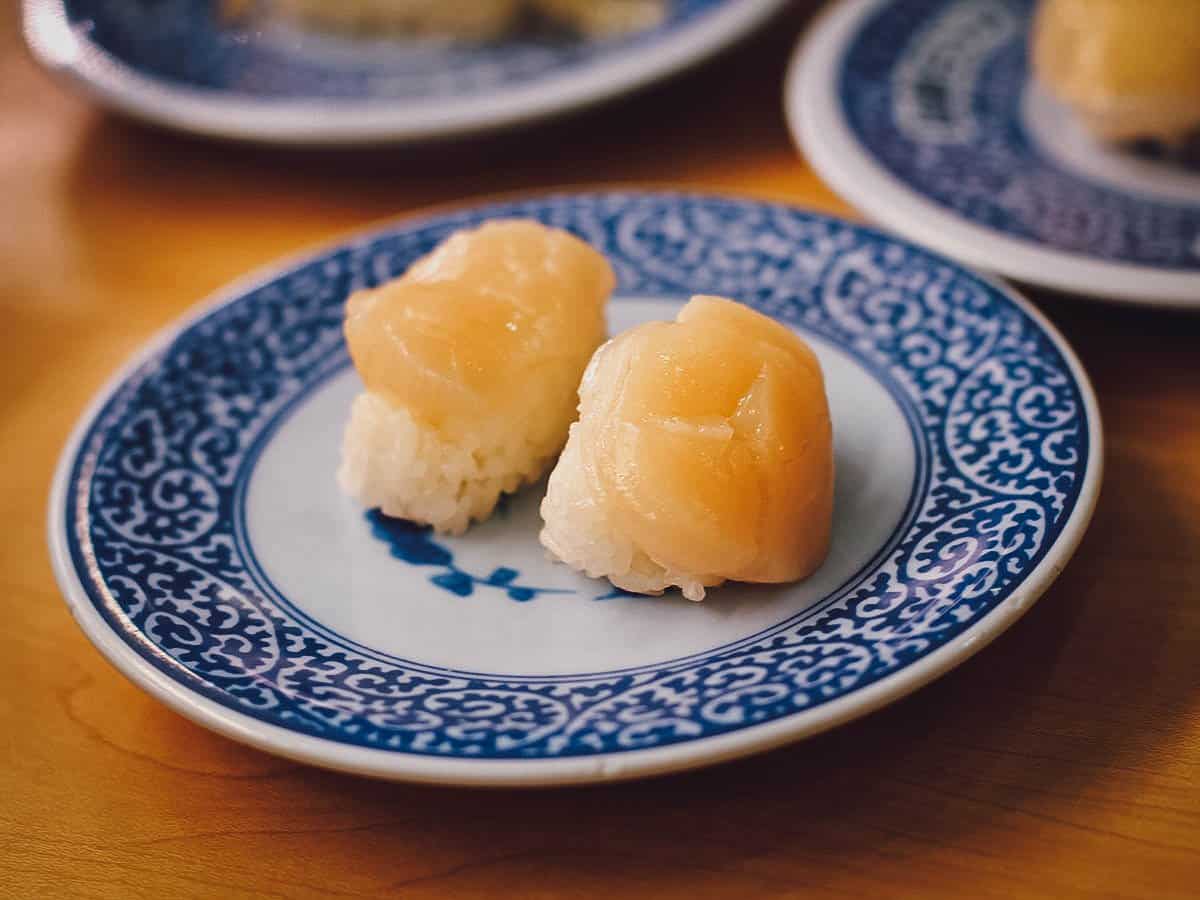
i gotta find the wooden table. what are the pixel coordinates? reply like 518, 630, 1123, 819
3, 5, 1198, 898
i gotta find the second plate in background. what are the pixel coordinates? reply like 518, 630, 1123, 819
788, 0, 1200, 307
24, 0, 786, 144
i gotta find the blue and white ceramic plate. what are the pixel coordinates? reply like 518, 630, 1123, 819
788, 0, 1200, 307
22, 0, 784, 144
48, 192, 1101, 786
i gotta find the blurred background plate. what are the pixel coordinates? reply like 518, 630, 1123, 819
787, 0, 1200, 307
22, 0, 785, 144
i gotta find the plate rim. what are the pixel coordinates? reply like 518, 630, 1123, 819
23, 0, 786, 145
785, 0, 1200, 308
46, 190, 1104, 786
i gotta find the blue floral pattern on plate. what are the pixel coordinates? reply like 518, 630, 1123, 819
366, 509, 570, 602
838, 0, 1200, 270
60, 193, 1091, 760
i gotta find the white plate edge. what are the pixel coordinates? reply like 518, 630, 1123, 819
785, 0, 1200, 308
44, 191, 1105, 787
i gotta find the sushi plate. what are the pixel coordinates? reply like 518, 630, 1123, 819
48, 192, 1102, 786
787, 0, 1200, 307
22, 0, 785, 145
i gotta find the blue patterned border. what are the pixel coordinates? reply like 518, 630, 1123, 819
838, 0, 1200, 270
64, 0, 728, 100
63, 194, 1090, 758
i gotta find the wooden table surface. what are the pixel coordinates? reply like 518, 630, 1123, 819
3, 4, 1198, 898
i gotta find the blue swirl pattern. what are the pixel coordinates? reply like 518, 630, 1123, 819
64, 194, 1089, 758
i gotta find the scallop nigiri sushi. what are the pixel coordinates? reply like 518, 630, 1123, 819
232, 0, 522, 39
534, 0, 665, 37
1033, 0, 1200, 142
540, 295, 834, 601
339, 219, 614, 534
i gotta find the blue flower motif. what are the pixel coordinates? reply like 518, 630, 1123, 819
366, 509, 572, 602
592, 587, 648, 601
366, 510, 452, 567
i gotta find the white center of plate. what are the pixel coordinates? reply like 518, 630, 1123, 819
244, 298, 916, 676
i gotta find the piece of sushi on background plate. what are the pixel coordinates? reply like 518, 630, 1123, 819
339, 219, 614, 534
1032, 0, 1200, 143
540, 295, 835, 601
247, 0, 522, 39
225, 0, 666, 40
